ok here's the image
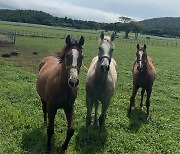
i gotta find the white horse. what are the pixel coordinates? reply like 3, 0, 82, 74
85, 32, 117, 139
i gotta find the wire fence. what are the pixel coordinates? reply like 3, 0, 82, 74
0, 29, 16, 46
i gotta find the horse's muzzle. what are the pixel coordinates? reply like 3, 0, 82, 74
137, 66, 143, 72
101, 64, 109, 73
68, 78, 79, 88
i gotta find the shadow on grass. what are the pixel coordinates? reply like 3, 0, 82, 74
22, 126, 64, 154
128, 108, 150, 133
75, 125, 108, 154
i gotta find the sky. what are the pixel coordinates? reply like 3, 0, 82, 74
0, 0, 180, 23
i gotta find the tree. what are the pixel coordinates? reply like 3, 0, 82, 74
118, 16, 141, 39
131, 21, 141, 39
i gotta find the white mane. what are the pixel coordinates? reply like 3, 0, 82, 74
99, 35, 115, 49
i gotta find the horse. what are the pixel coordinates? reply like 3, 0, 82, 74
85, 32, 117, 139
128, 44, 156, 120
36, 35, 84, 151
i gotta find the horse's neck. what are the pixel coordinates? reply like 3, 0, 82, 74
55, 61, 68, 84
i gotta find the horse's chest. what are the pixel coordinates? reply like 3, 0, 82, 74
91, 81, 113, 100
46, 84, 77, 108
135, 74, 151, 88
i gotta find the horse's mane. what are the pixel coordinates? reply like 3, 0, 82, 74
99, 36, 115, 49
55, 45, 69, 63
55, 40, 81, 63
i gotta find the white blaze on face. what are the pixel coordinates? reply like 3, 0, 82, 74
139, 50, 143, 68
70, 49, 79, 79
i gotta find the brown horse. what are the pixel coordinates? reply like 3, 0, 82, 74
128, 44, 156, 120
36, 35, 84, 151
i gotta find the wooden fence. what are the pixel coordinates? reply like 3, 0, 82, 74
1, 29, 180, 47
117, 38, 179, 47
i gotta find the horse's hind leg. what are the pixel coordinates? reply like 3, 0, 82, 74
61, 107, 75, 151
47, 106, 57, 151
85, 95, 93, 140
94, 101, 99, 125
146, 87, 152, 120
128, 85, 138, 117
41, 99, 47, 125
140, 88, 145, 110
99, 99, 110, 136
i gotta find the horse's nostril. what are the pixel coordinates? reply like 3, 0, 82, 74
101, 65, 104, 72
107, 65, 110, 71
76, 79, 79, 86
68, 79, 73, 88
68, 78, 79, 87
101, 65, 109, 73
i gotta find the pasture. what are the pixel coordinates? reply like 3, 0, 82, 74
0, 22, 180, 153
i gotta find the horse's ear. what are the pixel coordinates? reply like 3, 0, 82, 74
111, 33, 115, 41
65, 35, 71, 45
144, 44, 147, 50
79, 36, 84, 46
100, 31, 104, 40
137, 44, 140, 50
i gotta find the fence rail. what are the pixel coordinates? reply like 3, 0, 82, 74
1, 28, 180, 47
117, 38, 179, 47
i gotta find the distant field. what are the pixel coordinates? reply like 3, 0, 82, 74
0, 22, 180, 153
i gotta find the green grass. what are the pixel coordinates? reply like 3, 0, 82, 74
0, 22, 180, 154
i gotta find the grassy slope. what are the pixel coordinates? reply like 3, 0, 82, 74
0, 23, 180, 154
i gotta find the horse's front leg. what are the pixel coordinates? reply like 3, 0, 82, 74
99, 99, 110, 136
146, 87, 152, 120
47, 106, 57, 151
61, 106, 75, 151
94, 101, 99, 125
128, 85, 138, 117
140, 88, 145, 110
85, 95, 93, 141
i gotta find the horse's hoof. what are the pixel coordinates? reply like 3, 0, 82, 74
46, 145, 51, 152
127, 110, 131, 118
61, 144, 67, 151
93, 120, 98, 125
84, 138, 88, 146
146, 116, 152, 121
57, 146, 65, 153
44, 121, 47, 126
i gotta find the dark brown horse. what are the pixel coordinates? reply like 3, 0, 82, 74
36, 35, 84, 151
128, 44, 156, 120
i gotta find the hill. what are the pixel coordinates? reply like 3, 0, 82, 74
0, 9, 105, 30
139, 17, 180, 37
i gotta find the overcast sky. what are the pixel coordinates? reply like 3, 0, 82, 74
0, 0, 180, 23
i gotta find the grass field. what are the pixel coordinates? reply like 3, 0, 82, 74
0, 22, 180, 154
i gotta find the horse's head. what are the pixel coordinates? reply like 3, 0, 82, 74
65, 35, 84, 88
136, 44, 147, 72
98, 32, 115, 73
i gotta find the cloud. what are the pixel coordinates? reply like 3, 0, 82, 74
0, 0, 179, 22
0, 0, 123, 23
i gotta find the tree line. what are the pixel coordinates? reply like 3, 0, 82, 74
0, 9, 180, 39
